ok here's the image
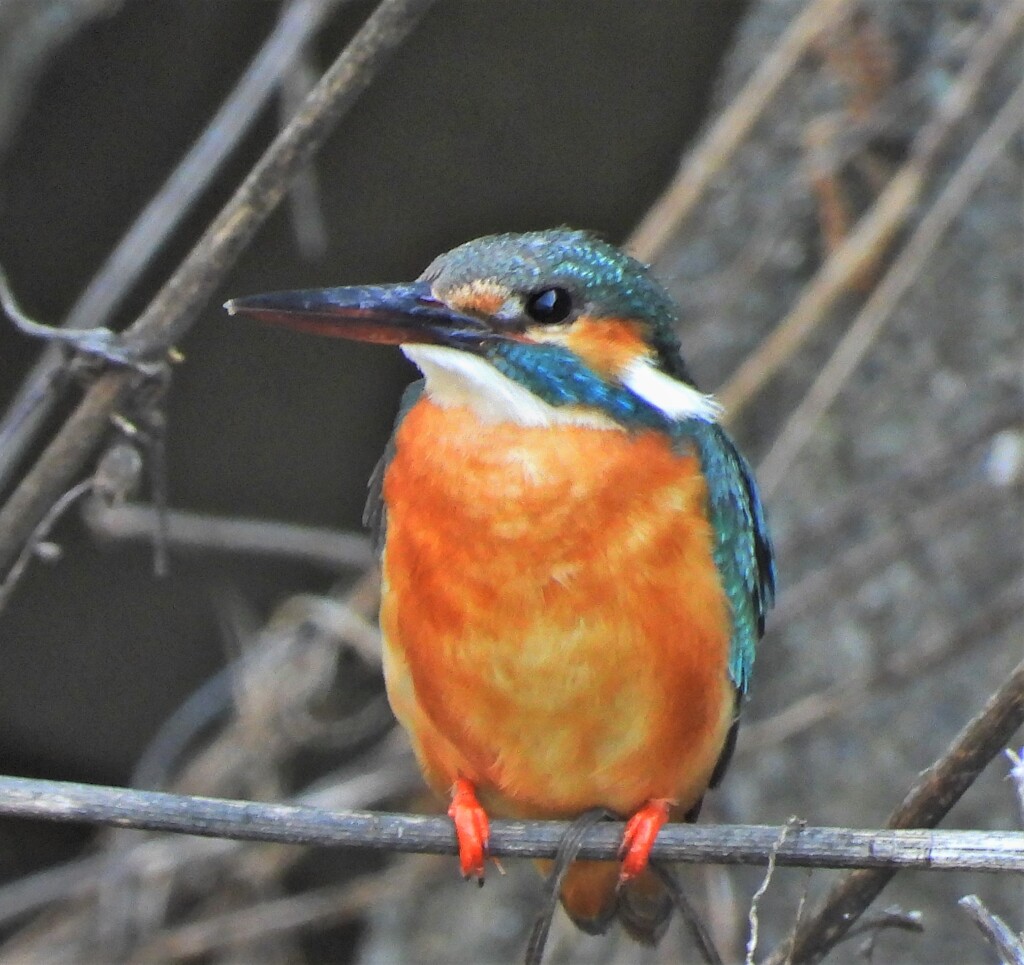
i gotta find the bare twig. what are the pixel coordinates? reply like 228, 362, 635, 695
83, 498, 373, 570
0, 478, 93, 612
959, 894, 1024, 965
650, 862, 724, 965
746, 818, 803, 965
758, 69, 1024, 496
718, 0, 1024, 421
626, 0, 855, 261
524, 808, 611, 965
0, 0, 440, 585
2, 775, 1024, 874
0, 740, 417, 929
0, 0, 346, 494
843, 905, 924, 960
764, 655, 1024, 965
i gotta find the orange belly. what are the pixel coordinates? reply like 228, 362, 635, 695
379, 398, 734, 819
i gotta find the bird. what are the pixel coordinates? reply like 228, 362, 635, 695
226, 229, 775, 943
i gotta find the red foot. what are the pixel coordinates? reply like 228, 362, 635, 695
618, 799, 671, 883
448, 778, 489, 883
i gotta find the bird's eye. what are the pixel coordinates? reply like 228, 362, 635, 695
525, 287, 573, 324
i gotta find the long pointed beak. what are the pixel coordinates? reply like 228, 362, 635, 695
225, 281, 487, 347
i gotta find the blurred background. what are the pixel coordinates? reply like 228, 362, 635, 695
0, 0, 1020, 961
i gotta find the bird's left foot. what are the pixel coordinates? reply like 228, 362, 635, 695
448, 777, 489, 884
618, 798, 671, 883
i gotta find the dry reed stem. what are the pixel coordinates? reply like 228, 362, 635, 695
763, 655, 1024, 965
718, 0, 1024, 422
626, 0, 856, 262
757, 69, 1024, 496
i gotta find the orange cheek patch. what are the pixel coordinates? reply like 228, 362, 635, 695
536, 317, 652, 378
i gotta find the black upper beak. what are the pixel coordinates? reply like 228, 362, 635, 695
224, 281, 487, 347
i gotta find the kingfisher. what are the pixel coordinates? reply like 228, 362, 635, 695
226, 229, 775, 943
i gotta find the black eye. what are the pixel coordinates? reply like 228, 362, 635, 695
525, 287, 573, 324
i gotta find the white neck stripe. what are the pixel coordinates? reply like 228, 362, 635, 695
620, 358, 722, 422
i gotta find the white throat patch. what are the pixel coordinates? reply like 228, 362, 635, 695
401, 344, 619, 429
401, 345, 722, 429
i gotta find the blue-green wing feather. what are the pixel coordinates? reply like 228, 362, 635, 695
674, 421, 776, 693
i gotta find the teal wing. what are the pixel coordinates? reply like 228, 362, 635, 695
675, 421, 776, 694
364, 379, 424, 558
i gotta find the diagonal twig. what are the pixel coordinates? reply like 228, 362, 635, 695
626, 0, 856, 262
959, 894, 1024, 965
0, 0, 440, 586
0, 0, 347, 496
763, 655, 1024, 965
757, 68, 1024, 496
718, 0, 1024, 422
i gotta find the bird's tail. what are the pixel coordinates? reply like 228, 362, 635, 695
557, 860, 672, 945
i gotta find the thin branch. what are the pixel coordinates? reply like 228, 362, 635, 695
626, 0, 856, 261
650, 862, 724, 965
0, 0, 440, 584
763, 655, 1024, 965
718, 0, 1024, 422
0, 740, 417, 929
746, 818, 803, 965
83, 498, 373, 570
0, 478, 93, 612
0, 0, 346, 495
758, 68, 1024, 496
1, 775, 1024, 873
840, 905, 924, 960
959, 894, 1024, 965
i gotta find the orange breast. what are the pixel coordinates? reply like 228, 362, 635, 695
379, 398, 734, 818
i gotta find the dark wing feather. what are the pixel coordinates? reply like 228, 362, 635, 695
363, 379, 424, 558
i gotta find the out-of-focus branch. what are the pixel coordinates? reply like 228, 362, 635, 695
718, 0, 1024, 423
764, 655, 1024, 965
626, 0, 856, 261
756, 68, 1024, 495
959, 894, 1024, 965
83, 498, 373, 570
0, 0, 440, 584
741, 575, 1024, 754
0, 0, 346, 496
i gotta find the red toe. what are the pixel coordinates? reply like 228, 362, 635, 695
448, 778, 489, 882
619, 799, 670, 883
